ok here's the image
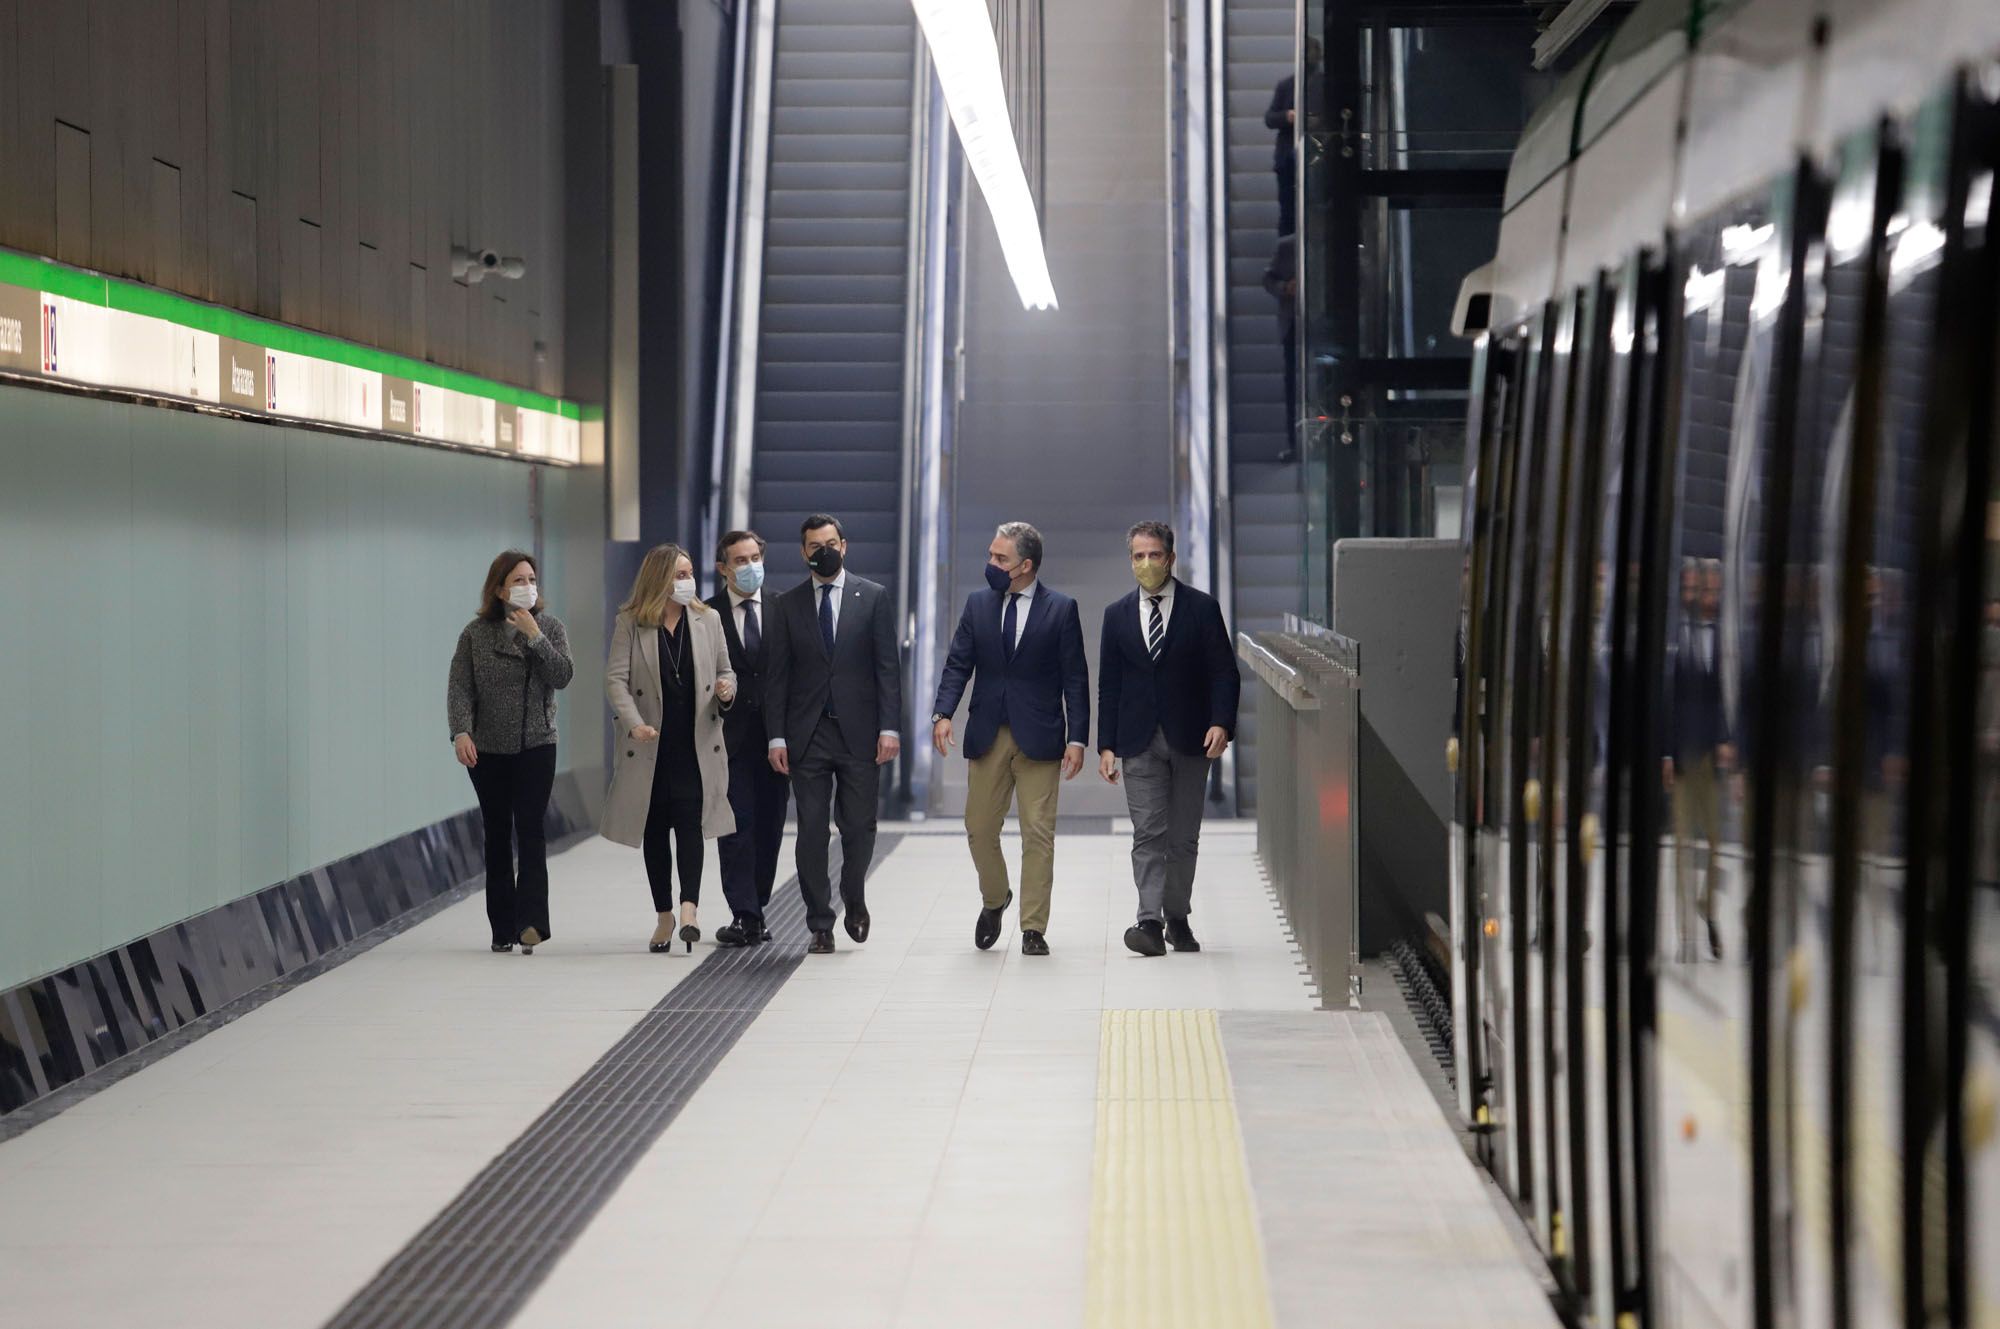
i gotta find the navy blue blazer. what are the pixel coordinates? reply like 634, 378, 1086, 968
1096, 579, 1240, 758
931, 584, 1091, 762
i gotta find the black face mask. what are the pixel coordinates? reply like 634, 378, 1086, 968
808, 545, 843, 579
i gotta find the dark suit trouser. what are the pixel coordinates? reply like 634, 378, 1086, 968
792, 720, 880, 933
718, 743, 790, 921
466, 744, 557, 944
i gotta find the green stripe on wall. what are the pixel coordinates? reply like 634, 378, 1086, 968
0, 246, 587, 420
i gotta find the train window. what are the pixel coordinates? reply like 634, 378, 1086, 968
1841, 108, 1943, 1328
1778, 124, 1896, 1329
1649, 170, 1811, 1329
1956, 79, 2000, 1329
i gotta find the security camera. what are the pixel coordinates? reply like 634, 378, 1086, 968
451, 245, 527, 284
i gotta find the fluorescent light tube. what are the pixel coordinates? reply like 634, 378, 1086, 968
908, 0, 1059, 310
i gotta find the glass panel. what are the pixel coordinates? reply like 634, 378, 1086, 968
1651, 182, 1795, 1329
1358, 25, 1560, 170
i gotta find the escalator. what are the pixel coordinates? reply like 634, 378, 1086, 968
1224, 0, 1304, 811
747, 0, 916, 606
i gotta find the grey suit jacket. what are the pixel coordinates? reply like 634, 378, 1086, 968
763, 573, 902, 760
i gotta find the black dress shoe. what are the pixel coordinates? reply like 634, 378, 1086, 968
1166, 918, 1202, 953
716, 919, 755, 948
759, 918, 773, 943
808, 931, 835, 954
1123, 920, 1166, 957
975, 890, 1013, 951
490, 942, 514, 954
844, 905, 871, 944
1021, 929, 1050, 956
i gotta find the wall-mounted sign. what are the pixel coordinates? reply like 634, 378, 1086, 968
495, 403, 520, 453
0, 249, 586, 465
218, 337, 265, 410
0, 284, 38, 371
382, 375, 415, 434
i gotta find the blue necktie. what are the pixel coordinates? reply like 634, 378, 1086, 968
1003, 593, 1019, 662
819, 583, 836, 654
742, 598, 761, 661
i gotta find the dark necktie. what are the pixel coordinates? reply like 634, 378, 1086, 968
820, 583, 836, 654
1147, 596, 1164, 662
1003, 593, 1020, 662
742, 598, 761, 661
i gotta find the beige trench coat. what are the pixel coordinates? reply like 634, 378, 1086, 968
600, 608, 738, 846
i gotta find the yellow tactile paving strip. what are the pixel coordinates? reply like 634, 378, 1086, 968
1086, 1009, 1278, 1329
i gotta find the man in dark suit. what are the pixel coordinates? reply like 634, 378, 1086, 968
1097, 520, 1241, 957
708, 529, 789, 947
764, 514, 903, 953
930, 522, 1090, 956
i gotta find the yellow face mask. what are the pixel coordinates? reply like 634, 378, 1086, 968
1134, 560, 1170, 592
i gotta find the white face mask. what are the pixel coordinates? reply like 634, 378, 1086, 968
507, 584, 538, 610
671, 578, 698, 606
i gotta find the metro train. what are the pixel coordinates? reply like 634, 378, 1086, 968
1447, 0, 2000, 1325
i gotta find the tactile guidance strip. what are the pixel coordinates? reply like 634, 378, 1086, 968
323, 835, 902, 1329
1086, 1009, 1277, 1329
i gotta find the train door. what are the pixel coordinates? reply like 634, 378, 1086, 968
1647, 167, 1818, 1329
1528, 290, 1585, 1261
1488, 309, 1552, 1205
1587, 251, 1672, 1329
1840, 94, 1943, 1329
1933, 68, 2000, 1329
1561, 266, 1626, 1328
1458, 336, 1513, 1128
1542, 284, 1597, 1296
1777, 123, 1896, 1329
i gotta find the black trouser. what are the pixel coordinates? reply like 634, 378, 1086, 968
718, 743, 790, 922
1276, 155, 1296, 236
791, 720, 879, 934
644, 766, 704, 912
466, 743, 557, 945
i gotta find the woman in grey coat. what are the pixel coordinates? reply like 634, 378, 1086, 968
448, 549, 575, 954
603, 544, 738, 952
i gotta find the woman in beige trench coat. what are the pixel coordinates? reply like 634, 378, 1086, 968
603, 544, 738, 952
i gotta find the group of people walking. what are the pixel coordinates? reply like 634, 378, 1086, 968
445, 515, 1239, 960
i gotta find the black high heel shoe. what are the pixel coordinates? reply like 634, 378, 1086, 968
679, 924, 701, 954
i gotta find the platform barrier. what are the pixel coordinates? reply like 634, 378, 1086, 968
1238, 619, 1361, 1008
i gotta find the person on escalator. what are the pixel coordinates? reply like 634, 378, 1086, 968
1264, 37, 1321, 238
1264, 233, 1298, 442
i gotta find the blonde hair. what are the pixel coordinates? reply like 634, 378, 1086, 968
622, 543, 714, 628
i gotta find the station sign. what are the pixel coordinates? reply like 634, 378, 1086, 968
0, 248, 584, 464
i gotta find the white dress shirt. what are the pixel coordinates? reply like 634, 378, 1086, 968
1001, 578, 1038, 647
1139, 577, 1177, 642
769, 569, 899, 750
727, 584, 763, 642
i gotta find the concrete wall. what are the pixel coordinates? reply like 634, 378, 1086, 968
0, 0, 580, 396
937, 0, 1174, 817
0, 384, 608, 991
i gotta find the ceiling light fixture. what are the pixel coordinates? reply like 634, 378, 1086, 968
907, 0, 1059, 310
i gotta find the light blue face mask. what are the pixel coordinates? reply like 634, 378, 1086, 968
732, 561, 766, 595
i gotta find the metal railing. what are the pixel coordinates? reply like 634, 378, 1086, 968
1239, 620, 1362, 1007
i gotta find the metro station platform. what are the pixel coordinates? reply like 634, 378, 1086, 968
0, 826, 1555, 1329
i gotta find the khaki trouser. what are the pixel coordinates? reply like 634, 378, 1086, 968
1672, 753, 1722, 956
965, 725, 1061, 933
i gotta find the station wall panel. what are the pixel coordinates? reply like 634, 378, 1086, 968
0, 384, 607, 992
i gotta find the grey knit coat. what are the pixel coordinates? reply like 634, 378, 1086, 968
447, 612, 575, 754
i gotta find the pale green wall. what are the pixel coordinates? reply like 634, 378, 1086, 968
0, 386, 607, 990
